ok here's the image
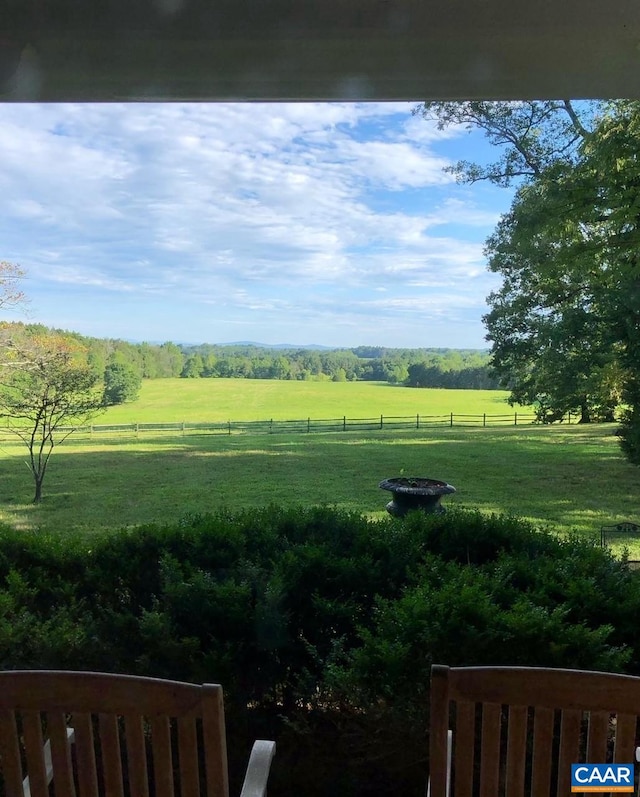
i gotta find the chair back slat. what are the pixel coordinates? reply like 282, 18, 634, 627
22, 710, 48, 797
587, 710, 610, 762
178, 716, 202, 797
202, 685, 229, 797
151, 715, 175, 797
47, 711, 77, 797
430, 666, 640, 797
505, 705, 527, 797
530, 706, 554, 796
556, 709, 581, 797
614, 714, 638, 763
124, 713, 150, 797
73, 712, 100, 797
98, 712, 125, 797
479, 702, 501, 797
0, 710, 23, 797
453, 701, 475, 797
124, 714, 149, 797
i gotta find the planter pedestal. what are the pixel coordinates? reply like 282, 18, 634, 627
379, 477, 456, 517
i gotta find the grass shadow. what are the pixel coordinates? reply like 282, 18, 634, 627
0, 423, 634, 537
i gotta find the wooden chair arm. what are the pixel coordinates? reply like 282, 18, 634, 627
239, 740, 276, 797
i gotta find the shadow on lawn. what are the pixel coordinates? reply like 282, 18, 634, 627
0, 424, 633, 536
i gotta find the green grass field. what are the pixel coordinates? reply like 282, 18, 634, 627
0, 391, 637, 555
99, 379, 520, 423
0, 379, 636, 551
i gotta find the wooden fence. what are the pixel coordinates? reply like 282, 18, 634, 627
13, 410, 570, 440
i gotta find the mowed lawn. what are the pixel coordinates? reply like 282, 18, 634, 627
99, 379, 519, 423
0, 398, 637, 551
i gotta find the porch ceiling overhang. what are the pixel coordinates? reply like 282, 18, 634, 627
3, 0, 640, 102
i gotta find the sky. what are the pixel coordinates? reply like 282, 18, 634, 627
1, 102, 516, 349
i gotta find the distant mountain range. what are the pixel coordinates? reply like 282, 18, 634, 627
219, 341, 334, 350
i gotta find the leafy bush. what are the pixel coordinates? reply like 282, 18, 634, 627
0, 508, 639, 796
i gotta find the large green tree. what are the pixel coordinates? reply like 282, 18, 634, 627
570, 103, 640, 459
103, 360, 142, 405
419, 100, 640, 457
482, 164, 623, 423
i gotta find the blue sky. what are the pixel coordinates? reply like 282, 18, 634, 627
1, 102, 515, 349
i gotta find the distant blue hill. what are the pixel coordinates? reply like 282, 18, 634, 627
219, 341, 334, 350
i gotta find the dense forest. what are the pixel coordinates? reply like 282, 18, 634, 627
3, 323, 497, 396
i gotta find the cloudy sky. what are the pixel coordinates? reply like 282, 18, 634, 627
1, 102, 515, 349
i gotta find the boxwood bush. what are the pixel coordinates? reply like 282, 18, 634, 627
1, 507, 639, 796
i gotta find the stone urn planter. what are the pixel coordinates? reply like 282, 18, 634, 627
379, 476, 456, 517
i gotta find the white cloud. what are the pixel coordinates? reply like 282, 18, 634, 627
0, 102, 513, 347
335, 139, 452, 189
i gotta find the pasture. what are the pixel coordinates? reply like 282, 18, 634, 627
98, 379, 518, 423
0, 409, 636, 551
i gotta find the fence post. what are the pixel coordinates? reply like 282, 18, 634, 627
343, 416, 346, 431
136, 423, 139, 438
380, 414, 383, 430
416, 413, 419, 429
270, 418, 273, 433
568, 411, 572, 424
514, 412, 518, 426
450, 412, 453, 428
307, 417, 310, 432
228, 420, 231, 436
483, 413, 486, 428
182, 421, 185, 436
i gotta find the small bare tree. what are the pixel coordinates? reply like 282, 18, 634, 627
0, 332, 105, 502
0, 261, 26, 311
0, 261, 30, 367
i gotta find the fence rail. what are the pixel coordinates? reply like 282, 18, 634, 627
0, 410, 573, 442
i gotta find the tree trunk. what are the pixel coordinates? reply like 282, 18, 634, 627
579, 401, 591, 424
33, 476, 43, 503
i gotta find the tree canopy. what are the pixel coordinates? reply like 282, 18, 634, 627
415, 100, 597, 185
483, 160, 623, 423
103, 360, 142, 405
419, 100, 640, 459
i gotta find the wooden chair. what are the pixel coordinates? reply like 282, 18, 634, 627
0, 670, 275, 797
429, 664, 640, 797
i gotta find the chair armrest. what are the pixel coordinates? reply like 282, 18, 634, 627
239, 740, 276, 797
23, 727, 75, 797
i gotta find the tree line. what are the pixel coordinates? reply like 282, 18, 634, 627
4, 323, 498, 390
178, 343, 497, 388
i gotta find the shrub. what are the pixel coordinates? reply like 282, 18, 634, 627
0, 508, 639, 796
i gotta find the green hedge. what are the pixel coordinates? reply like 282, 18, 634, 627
1, 507, 639, 796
